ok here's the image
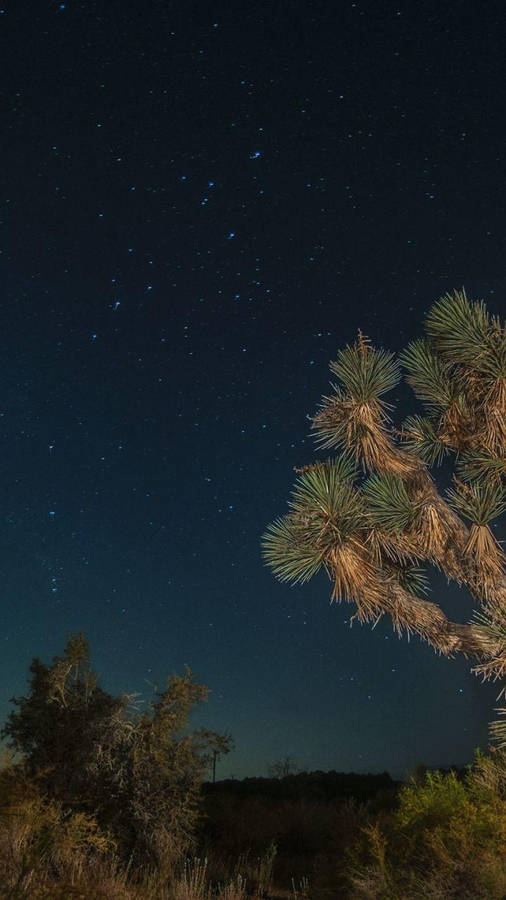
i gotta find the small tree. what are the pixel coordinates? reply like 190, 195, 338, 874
2, 635, 232, 873
268, 754, 299, 779
262, 290, 506, 740
202, 731, 234, 782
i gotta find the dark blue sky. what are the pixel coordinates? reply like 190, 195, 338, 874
1, 0, 504, 779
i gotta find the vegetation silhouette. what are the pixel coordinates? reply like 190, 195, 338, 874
1, 634, 232, 888
347, 749, 506, 899
1, 637, 506, 896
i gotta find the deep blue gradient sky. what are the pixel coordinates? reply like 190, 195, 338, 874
1, 0, 505, 779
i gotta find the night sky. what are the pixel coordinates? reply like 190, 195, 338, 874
1, 0, 505, 780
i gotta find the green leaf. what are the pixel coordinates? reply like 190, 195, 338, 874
399, 566, 430, 596
387, 565, 430, 596
289, 460, 364, 541
446, 479, 506, 525
310, 387, 349, 451
362, 473, 419, 533
261, 515, 326, 584
471, 610, 506, 649
456, 450, 506, 484
289, 456, 356, 510
399, 339, 457, 412
262, 459, 364, 585
329, 342, 401, 402
425, 289, 506, 378
400, 415, 450, 466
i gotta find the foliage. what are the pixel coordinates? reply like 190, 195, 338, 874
329, 336, 401, 403
262, 288, 506, 740
0, 755, 279, 898
347, 750, 506, 899
7, 730, 506, 900
262, 459, 363, 587
0, 758, 119, 897
1, 635, 232, 877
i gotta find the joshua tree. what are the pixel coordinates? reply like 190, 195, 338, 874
262, 290, 506, 742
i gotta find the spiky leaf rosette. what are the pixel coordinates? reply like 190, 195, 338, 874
311, 390, 419, 475
471, 610, 506, 674
261, 515, 328, 585
446, 479, 506, 526
400, 415, 450, 466
311, 337, 419, 475
362, 474, 420, 533
428, 293, 506, 454
425, 289, 500, 373
424, 291, 506, 456
329, 336, 401, 403
292, 453, 357, 485
399, 338, 457, 414
398, 565, 430, 596
309, 386, 351, 452
384, 563, 430, 596
261, 459, 364, 586
446, 479, 506, 598
456, 449, 506, 484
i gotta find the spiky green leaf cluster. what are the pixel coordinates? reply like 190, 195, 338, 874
329, 343, 401, 402
399, 339, 457, 413
261, 515, 327, 585
386, 564, 430, 596
290, 454, 357, 500
261, 458, 363, 585
457, 450, 506, 484
362, 473, 419, 533
399, 565, 430, 596
310, 388, 349, 452
446, 479, 506, 526
289, 465, 363, 544
400, 415, 451, 466
471, 610, 506, 654
425, 289, 506, 379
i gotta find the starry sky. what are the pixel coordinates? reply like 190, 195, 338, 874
1, 0, 505, 780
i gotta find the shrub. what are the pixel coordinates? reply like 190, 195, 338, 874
1, 635, 231, 880
347, 750, 506, 899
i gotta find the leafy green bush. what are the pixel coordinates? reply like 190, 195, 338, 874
347, 750, 506, 899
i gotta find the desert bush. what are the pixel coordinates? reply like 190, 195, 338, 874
0, 758, 118, 896
346, 750, 506, 899
1, 635, 231, 882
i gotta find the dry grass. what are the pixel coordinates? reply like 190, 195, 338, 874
0, 809, 278, 900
